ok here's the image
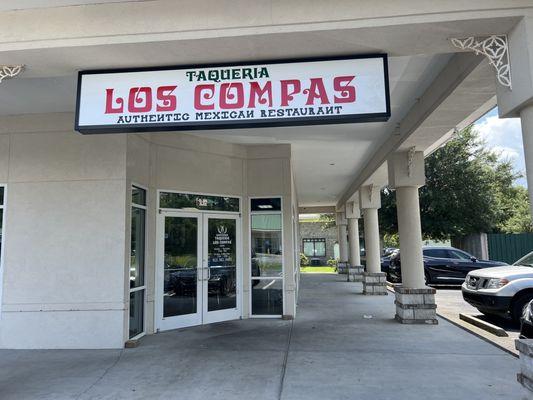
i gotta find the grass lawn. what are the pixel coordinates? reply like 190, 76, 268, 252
300, 266, 337, 273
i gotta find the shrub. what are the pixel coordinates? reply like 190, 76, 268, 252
300, 253, 310, 266
327, 258, 338, 271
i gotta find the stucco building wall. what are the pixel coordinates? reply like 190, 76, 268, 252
0, 114, 298, 349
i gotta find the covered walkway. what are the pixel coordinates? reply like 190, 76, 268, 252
0, 274, 521, 399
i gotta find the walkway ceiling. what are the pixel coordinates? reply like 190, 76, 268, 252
0, 4, 523, 207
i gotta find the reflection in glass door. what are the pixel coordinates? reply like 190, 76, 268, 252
203, 216, 239, 324
158, 212, 240, 331
160, 213, 202, 330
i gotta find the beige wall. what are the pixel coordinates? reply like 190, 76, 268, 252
0, 115, 128, 349
0, 113, 297, 348
125, 134, 296, 334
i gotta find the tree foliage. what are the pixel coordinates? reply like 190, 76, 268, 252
319, 213, 336, 229
379, 125, 531, 240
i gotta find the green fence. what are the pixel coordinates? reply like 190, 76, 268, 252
487, 233, 533, 264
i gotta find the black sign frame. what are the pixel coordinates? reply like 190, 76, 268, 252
75, 54, 390, 134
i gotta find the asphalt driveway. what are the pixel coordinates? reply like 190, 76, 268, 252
434, 286, 520, 355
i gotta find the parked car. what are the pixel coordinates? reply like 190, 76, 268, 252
388, 246, 507, 284
381, 248, 399, 274
462, 251, 533, 322
520, 299, 533, 338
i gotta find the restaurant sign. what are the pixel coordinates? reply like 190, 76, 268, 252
75, 55, 390, 134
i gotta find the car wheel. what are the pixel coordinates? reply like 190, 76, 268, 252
512, 294, 533, 322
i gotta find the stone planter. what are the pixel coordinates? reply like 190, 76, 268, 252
348, 265, 364, 282
516, 339, 533, 397
394, 286, 437, 325
362, 272, 387, 295
337, 261, 349, 274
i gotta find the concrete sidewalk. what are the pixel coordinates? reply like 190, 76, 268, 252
0, 274, 522, 399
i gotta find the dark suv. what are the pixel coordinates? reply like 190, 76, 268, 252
388, 246, 507, 285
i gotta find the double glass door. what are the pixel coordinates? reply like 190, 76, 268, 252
157, 212, 240, 331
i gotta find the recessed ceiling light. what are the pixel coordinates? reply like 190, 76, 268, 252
329, 163, 335, 166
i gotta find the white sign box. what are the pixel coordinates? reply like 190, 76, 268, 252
75, 55, 390, 134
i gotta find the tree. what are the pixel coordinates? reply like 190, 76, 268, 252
379, 125, 528, 240
319, 213, 336, 229
497, 185, 533, 233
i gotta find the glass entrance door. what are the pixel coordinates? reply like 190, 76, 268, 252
157, 212, 240, 331
159, 212, 202, 330
203, 215, 240, 324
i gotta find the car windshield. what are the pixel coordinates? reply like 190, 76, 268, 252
514, 252, 533, 267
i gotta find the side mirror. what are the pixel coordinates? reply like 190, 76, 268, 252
470, 256, 477, 262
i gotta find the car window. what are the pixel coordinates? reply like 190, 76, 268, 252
448, 250, 472, 260
423, 249, 448, 258
515, 252, 533, 267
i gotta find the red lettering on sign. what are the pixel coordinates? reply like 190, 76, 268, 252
334, 76, 356, 103
195, 84, 215, 110
248, 81, 273, 108
128, 87, 152, 113
156, 85, 177, 112
104, 89, 124, 114
220, 83, 244, 109
280, 80, 301, 107
305, 78, 330, 105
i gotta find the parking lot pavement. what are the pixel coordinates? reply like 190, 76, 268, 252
434, 286, 520, 356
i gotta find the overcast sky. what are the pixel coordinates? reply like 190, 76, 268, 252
473, 107, 526, 187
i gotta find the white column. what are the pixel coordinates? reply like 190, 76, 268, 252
363, 208, 381, 274
388, 150, 436, 323
496, 18, 533, 220
336, 212, 349, 263
338, 224, 348, 262
348, 218, 361, 266
388, 150, 426, 289
520, 105, 533, 219
395, 186, 425, 288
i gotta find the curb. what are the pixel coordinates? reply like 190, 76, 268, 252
436, 312, 518, 358
459, 313, 509, 337
386, 282, 517, 357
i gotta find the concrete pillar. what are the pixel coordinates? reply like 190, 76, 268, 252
347, 218, 360, 266
359, 186, 387, 295
520, 105, 533, 219
388, 150, 437, 324
362, 208, 381, 274
346, 200, 364, 282
516, 339, 533, 397
395, 186, 425, 289
336, 212, 349, 274
496, 18, 533, 221
338, 224, 348, 263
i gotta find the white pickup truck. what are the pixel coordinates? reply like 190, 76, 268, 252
461, 251, 533, 321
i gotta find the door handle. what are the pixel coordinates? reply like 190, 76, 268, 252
198, 267, 207, 282
200, 266, 209, 281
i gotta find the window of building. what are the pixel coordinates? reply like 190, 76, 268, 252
250, 197, 283, 316
130, 185, 146, 339
159, 191, 239, 212
302, 238, 326, 257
